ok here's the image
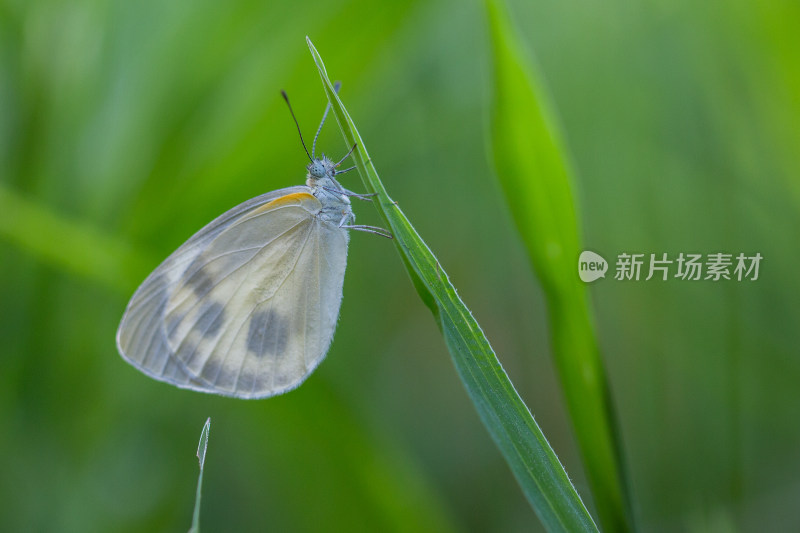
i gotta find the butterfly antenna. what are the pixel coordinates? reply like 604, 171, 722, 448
281, 90, 312, 162
312, 81, 341, 158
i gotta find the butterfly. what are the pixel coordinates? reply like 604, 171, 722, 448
116, 87, 390, 399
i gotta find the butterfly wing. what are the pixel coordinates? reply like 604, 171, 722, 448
116, 186, 350, 398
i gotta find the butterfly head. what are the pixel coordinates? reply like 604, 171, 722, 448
306, 156, 337, 185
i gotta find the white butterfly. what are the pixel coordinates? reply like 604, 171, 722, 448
116, 89, 389, 399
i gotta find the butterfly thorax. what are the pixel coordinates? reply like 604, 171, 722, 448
306, 156, 354, 226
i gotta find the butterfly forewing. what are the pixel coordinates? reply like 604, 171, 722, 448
116, 186, 350, 398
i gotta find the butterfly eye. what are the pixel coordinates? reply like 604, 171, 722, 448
307, 160, 327, 178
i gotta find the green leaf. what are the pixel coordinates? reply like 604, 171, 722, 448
189, 417, 211, 533
485, 0, 634, 531
307, 37, 598, 533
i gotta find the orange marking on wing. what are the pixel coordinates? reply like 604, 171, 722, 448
265, 191, 315, 207
250, 192, 317, 215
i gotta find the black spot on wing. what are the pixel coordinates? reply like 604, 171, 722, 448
246, 309, 289, 357
254, 370, 294, 395
187, 267, 215, 297
237, 368, 256, 392
166, 312, 185, 341
196, 301, 225, 338
200, 358, 222, 384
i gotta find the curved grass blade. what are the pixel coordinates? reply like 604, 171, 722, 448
484, 0, 634, 531
189, 417, 211, 533
307, 37, 598, 533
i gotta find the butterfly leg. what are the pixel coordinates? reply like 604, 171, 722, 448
322, 186, 378, 202
334, 165, 356, 175
335, 144, 357, 168
337, 213, 392, 239
342, 224, 393, 239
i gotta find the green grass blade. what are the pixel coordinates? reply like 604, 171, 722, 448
0, 185, 153, 293
307, 37, 598, 533
484, 1, 634, 531
189, 417, 211, 533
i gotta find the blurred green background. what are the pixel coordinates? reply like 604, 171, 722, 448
1, 0, 799, 531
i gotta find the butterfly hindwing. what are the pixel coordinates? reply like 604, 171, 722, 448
116, 186, 350, 398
